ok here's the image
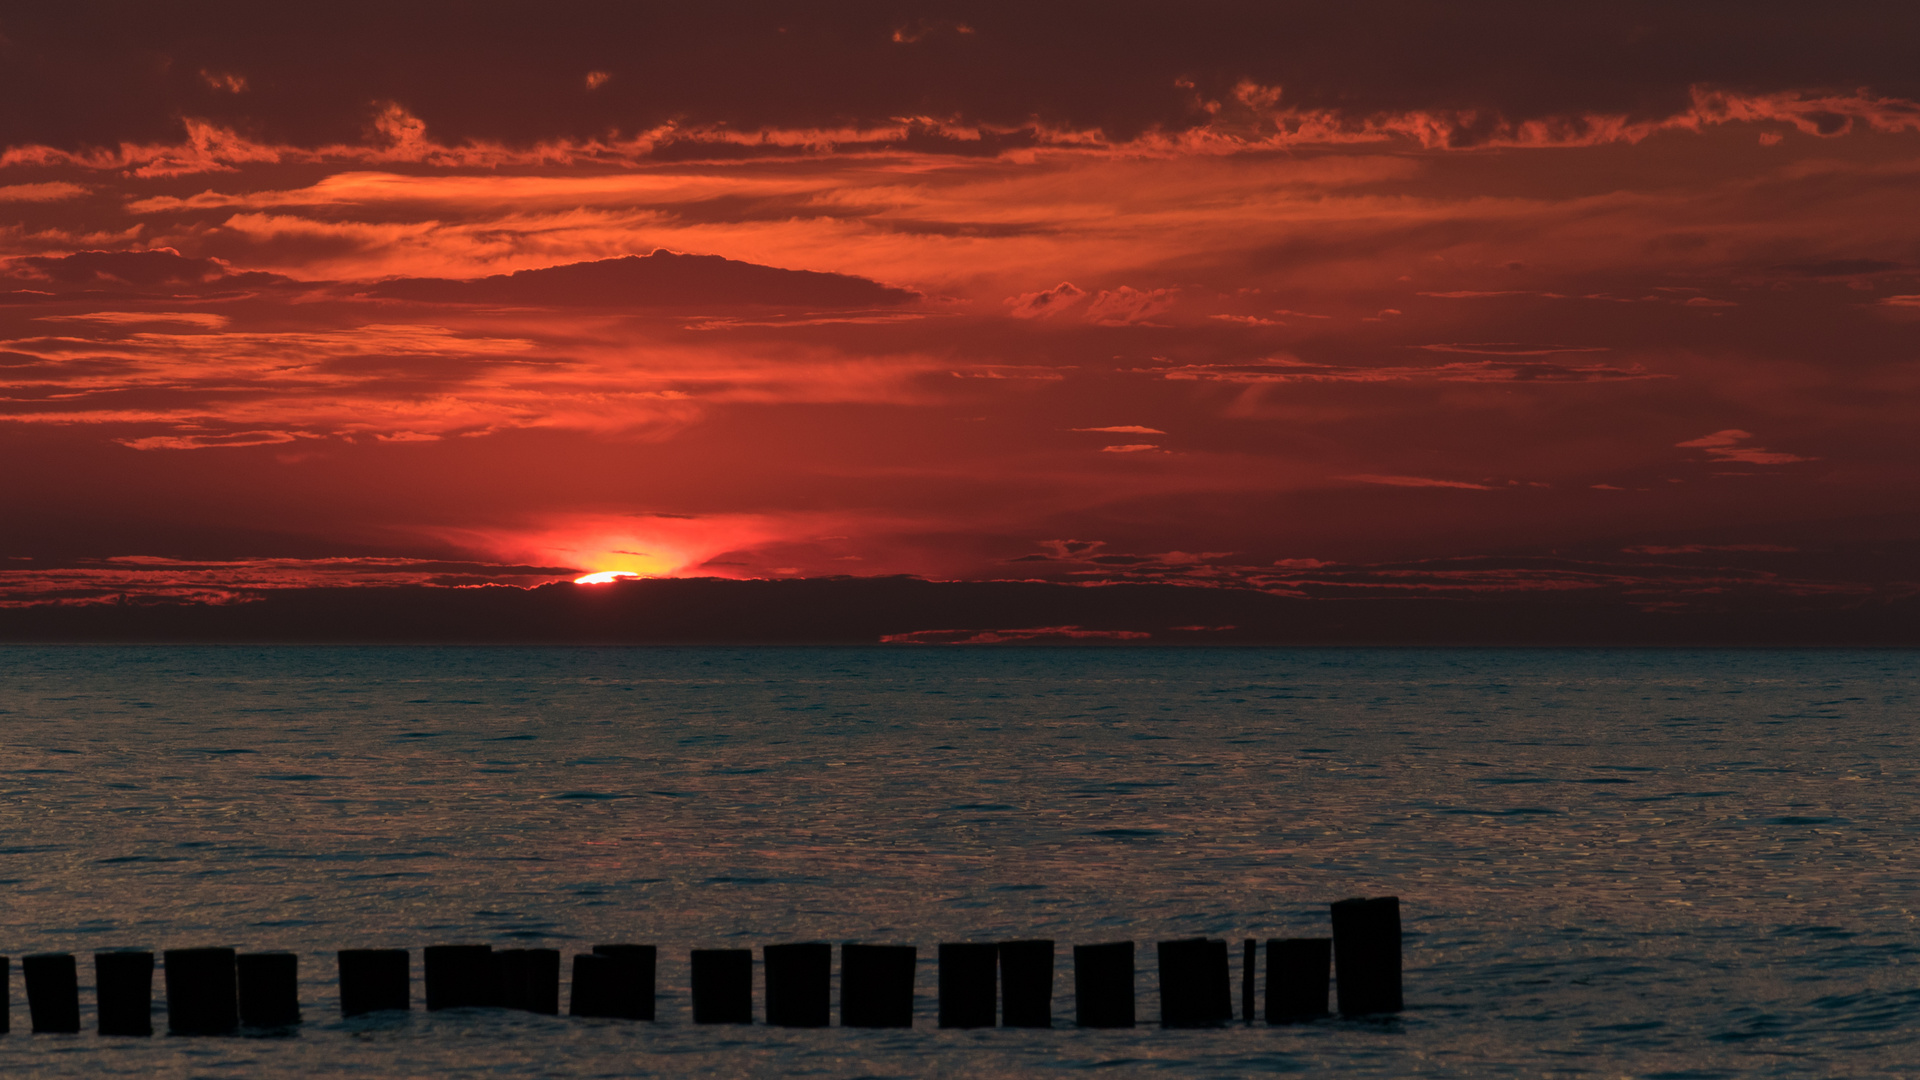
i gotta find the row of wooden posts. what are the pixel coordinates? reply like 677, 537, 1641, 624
2, 897, 1400, 1035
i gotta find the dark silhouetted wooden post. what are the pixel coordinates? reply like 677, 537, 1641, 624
570, 954, 611, 1017
570, 944, 653, 1020
424, 944, 498, 1010
1266, 938, 1331, 1021
764, 943, 830, 1027
1072, 942, 1134, 1028
237, 952, 299, 1028
520, 949, 560, 1015
998, 939, 1053, 1028
164, 948, 238, 1035
1330, 896, 1402, 1015
499, 948, 560, 1012
95, 951, 154, 1036
690, 949, 752, 1023
1156, 938, 1231, 1027
497, 949, 529, 1011
1242, 939, 1256, 1022
338, 949, 409, 1016
937, 943, 995, 1029
24, 953, 80, 1033
840, 944, 915, 1028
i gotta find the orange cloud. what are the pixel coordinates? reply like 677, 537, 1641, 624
1337, 474, 1494, 490
1675, 430, 1813, 465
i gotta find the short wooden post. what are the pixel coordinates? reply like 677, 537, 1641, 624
1241, 939, 1256, 1022
840, 944, 915, 1028
764, 943, 830, 1027
24, 953, 80, 1033
997, 940, 1053, 1028
1072, 942, 1133, 1028
570, 944, 654, 1020
1330, 896, 1402, 1015
497, 949, 530, 1011
337, 949, 409, 1016
163, 948, 238, 1035
690, 949, 752, 1023
1156, 938, 1231, 1027
570, 954, 610, 1018
936, 943, 995, 1028
520, 949, 560, 1015
1266, 938, 1331, 1021
237, 952, 299, 1028
95, 951, 154, 1036
424, 945, 498, 1010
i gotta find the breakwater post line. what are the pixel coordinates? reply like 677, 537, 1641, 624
0, 897, 1403, 1034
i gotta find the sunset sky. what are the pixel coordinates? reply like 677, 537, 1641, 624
4, 3, 1918, 633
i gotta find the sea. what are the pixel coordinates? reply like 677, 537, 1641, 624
1, 646, 1916, 1077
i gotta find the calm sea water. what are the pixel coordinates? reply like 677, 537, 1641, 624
1, 646, 1916, 1077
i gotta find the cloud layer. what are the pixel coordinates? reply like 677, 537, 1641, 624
1, 6, 1917, 627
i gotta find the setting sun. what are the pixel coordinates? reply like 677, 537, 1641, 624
572, 571, 643, 585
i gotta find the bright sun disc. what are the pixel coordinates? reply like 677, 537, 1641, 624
573, 570, 643, 584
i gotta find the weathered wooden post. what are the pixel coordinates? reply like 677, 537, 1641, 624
24, 953, 80, 1033
163, 948, 238, 1035
497, 949, 531, 1011
338, 949, 409, 1016
690, 949, 752, 1023
424, 944, 499, 1010
1241, 939, 1256, 1023
840, 944, 915, 1028
1330, 896, 1402, 1015
997, 939, 1053, 1028
1156, 938, 1231, 1027
570, 944, 654, 1020
593, 945, 656, 1020
522, 949, 560, 1015
764, 943, 831, 1027
1266, 938, 1331, 1021
1072, 942, 1134, 1028
94, 950, 153, 1036
236, 951, 299, 1028
936, 943, 996, 1028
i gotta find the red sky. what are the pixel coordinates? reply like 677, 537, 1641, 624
3, 3, 1918, 627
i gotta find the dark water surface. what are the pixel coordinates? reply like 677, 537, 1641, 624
1, 646, 1916, 1076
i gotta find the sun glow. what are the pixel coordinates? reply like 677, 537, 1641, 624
573, 570, 643, 584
